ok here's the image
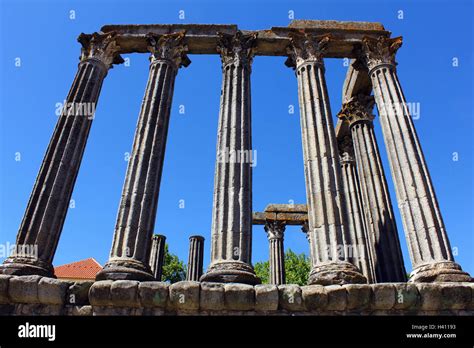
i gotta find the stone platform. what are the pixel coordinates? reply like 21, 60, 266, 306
0, 275, 472, 316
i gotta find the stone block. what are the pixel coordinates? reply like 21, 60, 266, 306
393, 283, 419, 310
67, 281, 93, 305
200, 282, 225, 311
439, 283, 471, 310
255, 284, 278, 311
110, 280, 140, 307
278, 284, 305, 311
169, 281, 200, 311
371, 283, 396, 310
88, 280, 113, 306
138, 282, 169, 308
345, 284, 371, 310
38, 277, 70, 305
224, 283, 254, 311
302, 285, 327, 311
0, 275, 11, 304
326, 285, 347, 311
9, 275, 42, 303
417, 283, 443, 311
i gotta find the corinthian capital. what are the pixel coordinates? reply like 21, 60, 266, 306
360, 36, 403, 72
147, 32, 191, 69
264, 220, 286, 240
337, 94, 375, 127
78, 32, 124, 68
285, 32, 331, 69
217, 31, 257, 68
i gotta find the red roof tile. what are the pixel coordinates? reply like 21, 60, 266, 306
54, 258, 102, 280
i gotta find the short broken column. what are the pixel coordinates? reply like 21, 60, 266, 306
286, 32, 367, 285
97, 32, 190, 281
338, 135, 376, 283
149, 234, 166, 281
200, 32, 260, 285
360, 36, 471, 282
264, 220, 286, 285
186, 236, 205, 281
0, 32, 123, 277
338, 94, 407, 282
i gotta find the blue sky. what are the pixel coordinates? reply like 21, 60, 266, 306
0, 0, 472, 277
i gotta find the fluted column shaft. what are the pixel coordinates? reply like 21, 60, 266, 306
97, 33, 190, 281
201, 32, 260, 285
0, 33, 122, 277
150, 234, 166, 280
360, 36, 471, 282
264, 221, 286, 285
339, 137, 376, 283
186, 236, 204, 281
286, 33, 367, 285
338, 95, 407, 282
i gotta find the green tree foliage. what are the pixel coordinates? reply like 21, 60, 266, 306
161, 244, 187, 283
254, 249, 311, 286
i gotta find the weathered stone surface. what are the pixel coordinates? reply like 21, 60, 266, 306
345, 284, 371, 310
417, 283, 443, 311
38, 277, 70, 305
224, 283, 255, 311
110, 280, 140, 307
88, 280, 113, 306
439, 283, 471, 310
169, 281, 200, 311
200, 282, 224, 311
67, 281, 93, 305
255, 284, 278, 311
9, 275, 42, 303
138, 281, 169, 308
302, 285, 328, 311
326, 285, 347, 311
0, 275, 11, 304
371, 284, 396, 310
393, 283, 419, 310
278, 284, 305, 311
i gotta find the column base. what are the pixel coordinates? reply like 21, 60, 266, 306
200, 261, 261, 285
96, 258, 155, 281
308, 261, 368, 285
409, 261, 472, 283
0, 256, 54, 277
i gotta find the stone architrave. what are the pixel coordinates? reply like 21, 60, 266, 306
359, 36, 471, 282
97, 32, 190, 281
286, 32, 367, 285
0, 32, 123, 277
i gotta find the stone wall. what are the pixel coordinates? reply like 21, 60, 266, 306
0, 275, 472, 316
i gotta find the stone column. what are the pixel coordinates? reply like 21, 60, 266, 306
96, 33, 190, 281
286, 32, 367, 285
186, 236, 205, 281
264, 220, 286, 285
200, 32, 260, 285
0, 33, 123, 277
359, 36, 471, 282
338, 136, 376, 283
338, 94, 407, 282
149, 234, 166, 280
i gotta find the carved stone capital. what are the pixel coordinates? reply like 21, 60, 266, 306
78, 32, 124, 69
147, 32, 191, 69
337, 94, 375, 127
217, 31, 257, 69
285, 32, 331, 69
359, 36, 403, 72
264, 220, 286, 240
338, 135, 355, 162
